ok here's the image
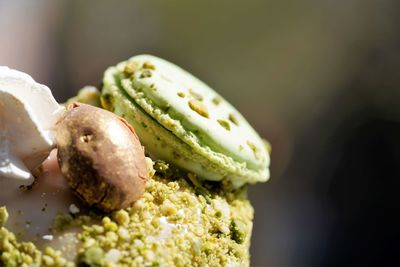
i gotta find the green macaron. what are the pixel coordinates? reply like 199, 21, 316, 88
101, 55, 270, 188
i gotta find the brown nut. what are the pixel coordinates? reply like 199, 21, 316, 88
56, 103, 148, 212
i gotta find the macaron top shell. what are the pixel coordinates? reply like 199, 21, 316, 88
103, 55, 270, 186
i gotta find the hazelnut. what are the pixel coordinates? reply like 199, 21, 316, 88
56, 103, 148, 212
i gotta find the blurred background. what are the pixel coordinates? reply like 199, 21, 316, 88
1, 0, 399, 266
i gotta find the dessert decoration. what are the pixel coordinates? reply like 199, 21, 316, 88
56, 103, 148, 211
64, 86, 101, 107
0, 55, 271, 266
102, 55, 270, 188
0, 67, 64, 186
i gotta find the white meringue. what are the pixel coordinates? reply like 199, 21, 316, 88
0, 66, 64, 186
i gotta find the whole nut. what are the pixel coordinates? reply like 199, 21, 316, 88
56, 103, 148, 212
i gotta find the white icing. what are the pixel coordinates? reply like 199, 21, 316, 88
0, 66, 64, 185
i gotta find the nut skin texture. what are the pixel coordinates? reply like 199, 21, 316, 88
56, 103, 148, 212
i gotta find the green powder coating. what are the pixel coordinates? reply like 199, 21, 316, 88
0, 163, 253, 267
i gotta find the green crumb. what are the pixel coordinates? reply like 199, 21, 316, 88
188, 99, 209, 118
247, 140, 261, 160
217, 119, 231, 131
53, 214, 75, 232
215, 210, 223, 218
228, 113, 239, 126
153, 160, 187, 181
177, 91, 185, 98
0, 207, 8, 226
142, 62, 156, 70
100, 93, 114, 112
123, 62, 138, 76
153, 160, 169, 174
187, 173, 212, 203
77, 246, 105, 267
230, 219, 247, 244
112, 210, 130, 226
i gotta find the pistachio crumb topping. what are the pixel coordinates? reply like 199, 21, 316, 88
0, 162, 253, 267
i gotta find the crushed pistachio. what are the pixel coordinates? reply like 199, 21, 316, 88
74, 174, 252, 266
123, 62, 139, 76
212, 96, 221, 105
152, 160, 187, 181
217, 119, 231, 131
139, 70, 152, 79
100, 93, 115, 112
0, 207, 8, 227
228, 113, 239, 126
188, 99, 209, 118
0, 162, 253, 267
53, 214, 74, 232
142, 62, 156, 70
112, 210, 130, 226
